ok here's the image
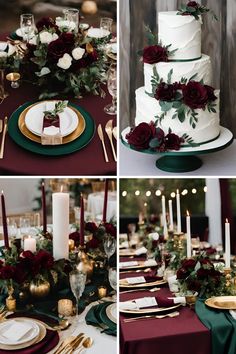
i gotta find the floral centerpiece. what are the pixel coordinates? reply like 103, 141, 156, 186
176, 255, 234, 298
20, 17, 107, 99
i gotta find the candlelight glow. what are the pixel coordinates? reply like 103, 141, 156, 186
226, 218, 229, 223
60, 185, 63, 192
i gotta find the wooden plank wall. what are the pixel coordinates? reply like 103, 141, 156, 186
120, 0, 236, 135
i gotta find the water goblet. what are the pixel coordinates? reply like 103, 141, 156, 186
20, 14, 35, 42
19, 217, 31, 236
104, 64, 117, 115
69, 270, 86, 318
103, 234, 116, 264
63, 8, 79, 33
108, 267, 117, 300
100, 17, 113, 36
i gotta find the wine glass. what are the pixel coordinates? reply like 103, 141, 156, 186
19, 217, 31, 236
103, 234, 116, 264
63, 8, 79, 33
104, 64, 117, 115
7, 218, 18, 240
69, 270, 86, 318
20, 14, 35, 42
108, 267, 117, 301
100, 17, 113, 36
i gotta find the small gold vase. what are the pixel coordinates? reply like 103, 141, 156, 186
29, 279, 50, 298
76, 247, 94, 280
6, 286, 16, 311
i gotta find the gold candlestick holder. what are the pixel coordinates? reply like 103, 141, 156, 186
6, 72, 21, 88
6, 286, 16, 311
0, 68, 8, 100
76, 246, 94, 281
224, 267, 232, 287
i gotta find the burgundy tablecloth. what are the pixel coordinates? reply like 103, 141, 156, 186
120, 287, 211, 354
0, 36, 116, 175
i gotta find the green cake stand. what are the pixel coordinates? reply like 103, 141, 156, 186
121, 126, 234, 173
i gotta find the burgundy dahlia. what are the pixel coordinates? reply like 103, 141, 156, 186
182, 81, 208, 109
143, 45, 168, 64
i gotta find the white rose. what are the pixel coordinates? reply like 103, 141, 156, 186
148, 232, 159, 241
0, 52, 7, 58
7, 44, 16, 56
39, 31, 58, 44
57, 53, 72, 70
72, 47, 85, 60
29, 35, 37, 45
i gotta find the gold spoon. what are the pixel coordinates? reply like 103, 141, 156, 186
78, 337, 93, 353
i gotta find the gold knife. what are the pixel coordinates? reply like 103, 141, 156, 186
98, 124, 109, 162
0, 116, 8, 159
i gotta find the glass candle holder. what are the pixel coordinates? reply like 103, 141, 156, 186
63, 8, 79, 33
58, 299, 73, 317
98, 286, 107, 299
6, 72, 21, 88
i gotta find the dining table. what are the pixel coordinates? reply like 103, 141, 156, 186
0, 35, 116, 176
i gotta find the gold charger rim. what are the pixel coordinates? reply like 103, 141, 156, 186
119, 279, 167, 288
106, 303, 117, 324
18, 102, 86, 145
0, 318, 46, 350
119, 303, 181, 314
119, 263, 157, 271
205, 296, 236, 310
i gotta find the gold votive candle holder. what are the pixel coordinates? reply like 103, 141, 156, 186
58, 299, 73, 317
6, 296, 16, 311
6, 72, 21, 88
98, 286, 107, 299
68, 239, 75, 251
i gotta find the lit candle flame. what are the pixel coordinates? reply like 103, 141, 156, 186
60, 185, 63, 192
1, 190, 3, 195
186, 210, 189, 216
226, 218, 229, 223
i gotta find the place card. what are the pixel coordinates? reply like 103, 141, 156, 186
119, 261, 139, 268
126, 276, 146, 284
135, 297, 158, 309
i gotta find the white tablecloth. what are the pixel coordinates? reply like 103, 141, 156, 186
49, 301, 116, 354
119, 140, 236, 176
87, 192, 117, 221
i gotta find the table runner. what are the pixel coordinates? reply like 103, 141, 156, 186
0, 34, 116, 175
196, 299, 236, 354
120, 287, 211, 354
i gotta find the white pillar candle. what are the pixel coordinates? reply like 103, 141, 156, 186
186, 210, 191, 258
168, 200, 174, 231
52, 191, 69, 260
225, 219, 231, 268
24, 236, 36, 253
176, 189, 181, 233
162, 196, 168, 237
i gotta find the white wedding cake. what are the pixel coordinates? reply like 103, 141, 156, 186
134, 8, 220, 146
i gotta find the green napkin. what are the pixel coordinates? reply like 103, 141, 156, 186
86, 302, 117, 336
196, 299, 236, 354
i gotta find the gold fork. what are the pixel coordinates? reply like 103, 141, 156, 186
0, 116, 8, 159
105, 120, 117, 161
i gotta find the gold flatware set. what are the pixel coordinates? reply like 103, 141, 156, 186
98, 120, 117, 162
123, 311, 180, 323
54, 332, 93, 354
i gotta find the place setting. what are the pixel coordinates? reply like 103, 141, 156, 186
0, 178, 117, 353
0, 4, 116, 173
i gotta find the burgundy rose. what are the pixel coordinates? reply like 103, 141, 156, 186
20, 250, 35, 260
0, 265, 16, 280
13, 264, 27, 284
165, 132, 184, 150
176, 267, 188, 279
86, 237, 100, 249
59, 32, 75, 47
47, 38, 70, 61
206, 247, 216, 255
69, 231, 80, 246
155, 82, 176, 101
35, 250, 54, 269
200, 258, 213, 266
187, 1, 199, 8
181, 258, 197, 270
126, 122, 156, 150
182, 81, 208, 109
204, 85, 217, 102
85, 222, 98, 233
36, 17, 58, 32
104, 223, 116, 237
143, 45, 168, 64
86, 50, 98, 65
187, 279, 201, 292
197, 267, 211, 280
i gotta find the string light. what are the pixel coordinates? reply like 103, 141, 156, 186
170, 192, 175, 198
144, 202, 147, 207
155, 190, 162, 196
146, 191, 151, 197
182, 189, 188, 195
122, 191, 127, 197
135, 190, 140, 196
192, 188, 197, 194
204, 186, 207, 192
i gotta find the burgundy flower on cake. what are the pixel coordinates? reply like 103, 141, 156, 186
187, 1, 199, 8
204, 85, 217, 102
165, 131, 184, 150
143, 45, 168, 64
182, 81, 209, 109
155, 82, 177, 101
126, 122, 156, 150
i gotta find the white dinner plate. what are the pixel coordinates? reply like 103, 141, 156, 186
0, 318, 40, 346
106, 303, 117, 324
87, 28, 110, 38
25, 101, 79, 137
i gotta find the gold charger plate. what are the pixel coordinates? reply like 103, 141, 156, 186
120, 261, 157, 271
205, 296, 236, 310
119, 279, 167, 288
119, 250, 136, 257
18, 102, 86, 145
0, 318, 46, 350
119, 303, 180, 315
106, 303, 117, 324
